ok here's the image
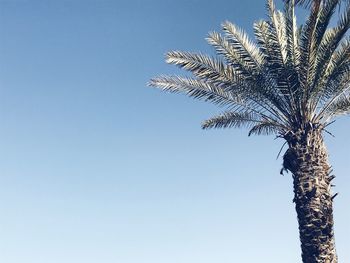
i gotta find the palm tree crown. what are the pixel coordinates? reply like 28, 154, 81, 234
150, 0, 350, 138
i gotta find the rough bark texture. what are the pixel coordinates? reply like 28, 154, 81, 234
283, 125, 337, 263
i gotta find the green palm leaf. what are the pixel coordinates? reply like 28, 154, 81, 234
165, 51, 236, 84
201, 111, 262, 129
149, 76, 240, 107
222, 21, 264, 70
321, 93, 350, 121
248, 121, 283, 136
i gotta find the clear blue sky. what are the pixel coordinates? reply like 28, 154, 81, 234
0, 0, 349, 262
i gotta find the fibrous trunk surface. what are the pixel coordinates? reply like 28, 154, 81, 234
283, 126, 337, 263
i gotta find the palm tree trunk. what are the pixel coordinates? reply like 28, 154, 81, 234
283, 126, 337, 263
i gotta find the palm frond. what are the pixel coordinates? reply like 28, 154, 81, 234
222, 21, 264, 69
314, 0, 339, 48
248, 121, 283, 136
298, 0, 321, 92
309, 4, 350, 104
201, 111, 261, 129
285, 0, 346, 8
316, 4, 350, 81
284, 0, 301, 68
148, 76, 240, 107
165, 51, 237, 85
206, 31, 256, 78
320, 93, 350, 121
289, 0, 321, 8
267, 0, 288, 66
314, 39, 350, 101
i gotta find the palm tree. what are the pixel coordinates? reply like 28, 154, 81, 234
149, 0, 350, 262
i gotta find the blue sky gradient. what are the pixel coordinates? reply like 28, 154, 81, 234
0, 0, 349, 262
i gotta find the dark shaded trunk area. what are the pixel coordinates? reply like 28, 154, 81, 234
283, 126, 337, 263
